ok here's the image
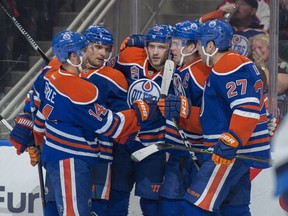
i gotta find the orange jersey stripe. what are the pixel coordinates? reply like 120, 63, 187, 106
99, 146, 113, 154
63, 159, 75, 216
138, 133, 165, 140
229, 114, 259, 145
246, 137, 270, 146
198, 165, 229, 210
238, 104, 260, 112
46, 132, 99, 152
165, 126, 180, 136
104, 116, 119, 137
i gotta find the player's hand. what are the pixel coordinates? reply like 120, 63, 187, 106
157, 94, 191, 119
132, 98, 163, 124
27, 146, 40, 166
120, 34, 146, 52
212, 131, 241, 166
9, 114, 34, 155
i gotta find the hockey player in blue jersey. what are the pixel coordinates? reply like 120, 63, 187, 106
157, 20, 212, 216
107, 24, 172, 216
81, 25, 130, 216
176, 19, 271, 215
9, 30, 162, 216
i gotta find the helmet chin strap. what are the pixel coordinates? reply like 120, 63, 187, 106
103, 52, 112, 66
201, 46, 218, 67
67, 56, 83, 71
179, 47, 197, 66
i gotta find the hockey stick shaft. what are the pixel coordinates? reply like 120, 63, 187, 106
0, 2, 50, 63
0, 115, 13, 131
29, 92, 46, 209
161, 60, 200, 168
131, 143, 271, 165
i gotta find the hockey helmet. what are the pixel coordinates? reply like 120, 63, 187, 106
146, 24, 173, 44
196, 19, 233, 51
52, 30, 89, 62
171, 20, 199, 46
84, 25, 114, 46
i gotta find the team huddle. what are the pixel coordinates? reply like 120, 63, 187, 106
8, 19, 271, 216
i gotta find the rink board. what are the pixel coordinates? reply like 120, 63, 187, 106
0, 139, 286, 215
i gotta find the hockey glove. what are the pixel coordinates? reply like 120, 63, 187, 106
212, 131, 241, 166
157, 94, 191, 119
120, 34, 146, 52
132, 98, 163, 125
27, 146, 40, 166
9, 114, 35, 155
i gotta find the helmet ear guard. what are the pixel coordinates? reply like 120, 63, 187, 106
52, 30, 89, 63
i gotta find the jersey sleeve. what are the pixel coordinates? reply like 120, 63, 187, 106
213, 60, 263, 145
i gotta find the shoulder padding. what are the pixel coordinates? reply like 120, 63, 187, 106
213, 52, 252, 74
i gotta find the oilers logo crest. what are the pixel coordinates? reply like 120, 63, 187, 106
232, 34, 249, 56
127, 78, 161, 106
173, 73, 186, 97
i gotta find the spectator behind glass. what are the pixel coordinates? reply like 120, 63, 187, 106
217, 0, 270, 30
249, 36, 288, 94
248, 33, 270, 91
199, 0, 267, 57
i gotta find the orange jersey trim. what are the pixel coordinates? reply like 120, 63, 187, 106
49, 70, 98, 103
46, 131, 100, 152
179, 106, 202, 134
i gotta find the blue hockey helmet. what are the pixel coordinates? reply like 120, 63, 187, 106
52, 30, 89, 62
84, 25, 114, 46
146, 24, 173, 44
196, 19, 233, 51
171, 20, 199, 46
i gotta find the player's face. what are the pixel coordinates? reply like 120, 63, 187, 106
146, 42, 170, 70
171, 38, 182, 65
84, 42, 112, 68
196, 41, 207, 63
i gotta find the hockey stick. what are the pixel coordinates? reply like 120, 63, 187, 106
160, 59, 174, 98
0, 2, 50, 63
0, 115, 13, 131
161, 59, 201, 169
131, 143, 272, 165
29, 92, 46, 210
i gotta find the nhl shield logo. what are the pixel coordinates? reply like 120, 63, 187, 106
127, 78, 161, 105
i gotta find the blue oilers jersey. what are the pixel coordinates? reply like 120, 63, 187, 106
200, 52, 270, 168
80, 66, 129, 161
32, 67, 140, 165
166, 58, 211, 147
111, 46, 167, 146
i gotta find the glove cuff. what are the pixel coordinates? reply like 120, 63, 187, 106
179, 96, 191, 119
219, 130, 241, 148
